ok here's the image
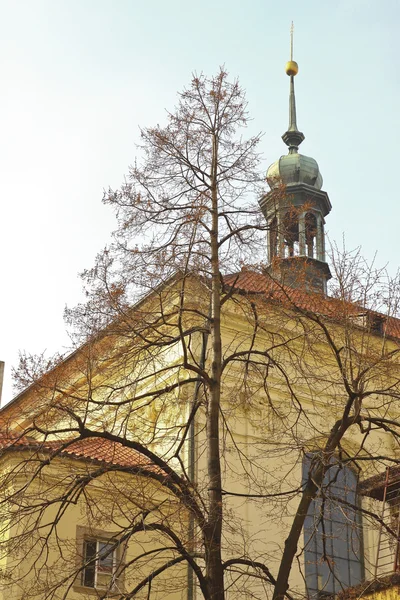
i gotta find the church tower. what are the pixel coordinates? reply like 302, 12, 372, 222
260, 27, 332, 295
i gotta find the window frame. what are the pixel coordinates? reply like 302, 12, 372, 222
82, 538, 118, 590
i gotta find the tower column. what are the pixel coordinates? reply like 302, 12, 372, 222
277, 213, 285, 258
316, 216, 324, 261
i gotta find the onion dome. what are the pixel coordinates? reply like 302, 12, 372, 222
267, 153, 323, 190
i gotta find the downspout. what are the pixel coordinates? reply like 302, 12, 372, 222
187, 326, 210, 600
0, 362, 5, 407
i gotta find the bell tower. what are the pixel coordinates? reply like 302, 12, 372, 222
259, 24, 332, 294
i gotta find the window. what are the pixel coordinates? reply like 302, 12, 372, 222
82, 539, 117, 590
305, 212, 317, 259
303, 455, 364, 597
283, 209, 299, 257
366, 312, 385, 335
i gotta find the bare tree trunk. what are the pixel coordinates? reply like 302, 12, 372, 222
205, 132, 224, 600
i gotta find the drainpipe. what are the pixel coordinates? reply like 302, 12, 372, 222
0, 361, 4, 407
187, 327, 209, 600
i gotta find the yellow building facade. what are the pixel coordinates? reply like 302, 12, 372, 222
2, 273, 400, 599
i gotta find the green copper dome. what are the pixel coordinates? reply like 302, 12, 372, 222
266, 153, 323, 190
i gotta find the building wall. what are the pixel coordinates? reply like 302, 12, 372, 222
2, 281, 400, 599
364, 590, 400, 600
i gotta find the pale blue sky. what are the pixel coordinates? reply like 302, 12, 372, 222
0, 0, 398, 402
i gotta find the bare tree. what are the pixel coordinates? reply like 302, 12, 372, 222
3, 71, 400, 600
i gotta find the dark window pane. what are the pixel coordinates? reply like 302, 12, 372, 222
349, 559, 363, 585
304, 514, 316, 534
327, 466, 345, 488
83, 541, 97, 588
333, 557, 350, 588
346, 492, 356, 507
332, 530, 348, 558
304, 563, 318, 592
317, 561, 335, 593
316, 520, 333, 557
348, 531, 362, 559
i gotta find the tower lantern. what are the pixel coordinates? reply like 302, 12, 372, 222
260, 25, 332, 294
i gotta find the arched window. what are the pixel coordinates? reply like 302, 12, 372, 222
303, 455, 364, 597
283, 209, 299, 258
305, 212, 317, 259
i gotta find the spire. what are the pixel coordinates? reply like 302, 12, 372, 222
281, 22, 305, 154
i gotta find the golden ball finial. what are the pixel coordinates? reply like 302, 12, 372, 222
285, 60, 299, 76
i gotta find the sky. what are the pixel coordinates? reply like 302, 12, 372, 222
0, 0, 398, 404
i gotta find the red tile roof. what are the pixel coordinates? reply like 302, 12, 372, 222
48, 437, 152, 469
0, 434, 157, 471
223, 270, 400, 339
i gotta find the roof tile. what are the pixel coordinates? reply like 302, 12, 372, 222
0, 434, 158, 471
